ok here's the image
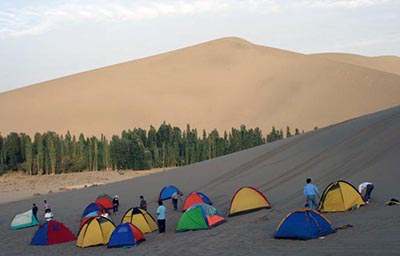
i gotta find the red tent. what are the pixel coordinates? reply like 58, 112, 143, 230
31, 220, 76, 245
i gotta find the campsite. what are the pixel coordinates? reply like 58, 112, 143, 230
1, 106, 399, 255
1, 2, 400, 255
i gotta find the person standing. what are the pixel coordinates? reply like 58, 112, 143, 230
140, 195, 147, 211
43, 200, 51, 213
112, 195, 120, 214
358, 182, 374, 203
156, 200, 166, 233
32, 203, 38, 220
304, 178, 320, 210
171, 191, 182, 211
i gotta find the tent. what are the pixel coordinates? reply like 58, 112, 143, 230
228, 187, 271, 216
159, 185, 181, 201
318, 180, 365, 212
81, 202, 108, 219
274, 208, 334, 240
176, 203, 225, 232
31, 220, 76, 245
182, 192, 212, 212
121, 207, 158, 233
76, 216, 116, 248
79, 210, 111, 230
108, 223, 145, 248
10, 210, 39, 230
95, 194, 114, 209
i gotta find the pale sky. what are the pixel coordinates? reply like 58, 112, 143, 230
0, 0, 399, 93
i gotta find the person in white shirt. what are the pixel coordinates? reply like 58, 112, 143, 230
101, 209, 110, 219
358, 182, 374, 203
171, 191, 183, 211
44, 212, 54, 221
156, 200, 166, 233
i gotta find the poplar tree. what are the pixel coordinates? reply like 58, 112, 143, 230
286, 126, 292, 138
33, 133, 44, 175
44, 132, 57, 175
24, 135, 33, 175
4, 133, 21, 171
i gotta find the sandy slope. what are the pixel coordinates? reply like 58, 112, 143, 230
0, 169, 167, 204
1, 37, 400, 138
1, 106, 399, 255
313, 53, 400, 75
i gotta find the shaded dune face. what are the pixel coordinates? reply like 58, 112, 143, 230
0, 37, 400, 137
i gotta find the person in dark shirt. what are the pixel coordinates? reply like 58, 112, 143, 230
140, 195, 147, 211
112, 195, 120, 214
32, 203, 38, 220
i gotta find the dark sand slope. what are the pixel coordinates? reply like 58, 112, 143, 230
1, 106, 400, 255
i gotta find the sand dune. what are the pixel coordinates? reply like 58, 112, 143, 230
1, 37, 400, 137
1, 106, 399, 255
313, 53, 400, 75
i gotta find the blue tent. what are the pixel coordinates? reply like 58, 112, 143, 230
108, 223, 145, 248
81, 202, 106, 219
197, 192, 212, 205
31, 220, 75, 245
159, 185, 181, 201
274, 208, 334, 240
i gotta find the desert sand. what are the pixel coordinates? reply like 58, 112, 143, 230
1, 106, 399, 255
0, 169, 168, 204
313, 53, 400, 75
1, 37, 400, 138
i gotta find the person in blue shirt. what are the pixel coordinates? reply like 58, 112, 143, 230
304, 178, 320, 209
156, 200, 166, 233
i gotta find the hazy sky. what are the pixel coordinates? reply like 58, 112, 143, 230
0, 0, 399, 93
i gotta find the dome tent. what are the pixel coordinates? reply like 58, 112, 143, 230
176, 203, 225, 232
121, 207, 158, 233
318, 180, 365, 212
108, 223, 145, 248
31, 220, 75, 245
76, 216, 115, 248
81, 202, 108, 219
182, 192, 212, 212
159, 185, 182, 201
228, 186, 271, 216
274, 208, 334, 240
95, 194, 114, 209
10, 210, 39, 230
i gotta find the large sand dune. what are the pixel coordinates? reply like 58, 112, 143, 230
1, 37, 400, 137
313, 53, 400, 75
1, 106, 399, 255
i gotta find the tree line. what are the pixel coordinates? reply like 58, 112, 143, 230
0, 123, 302, 175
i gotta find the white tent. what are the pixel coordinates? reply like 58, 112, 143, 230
10, 210, 39, 230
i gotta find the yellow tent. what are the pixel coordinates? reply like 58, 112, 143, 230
228, 187, 271, 216
76, 216, 115, 248
318, 180, 365, 212
121, 207, 158, 233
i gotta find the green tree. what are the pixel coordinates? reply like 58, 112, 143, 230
4, 133, 22, 171
33, 133, 44, 175
23, 135, 33, 175
0, 133, 4, 173
286, 126, 292, 138
43, 132, 57, 175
